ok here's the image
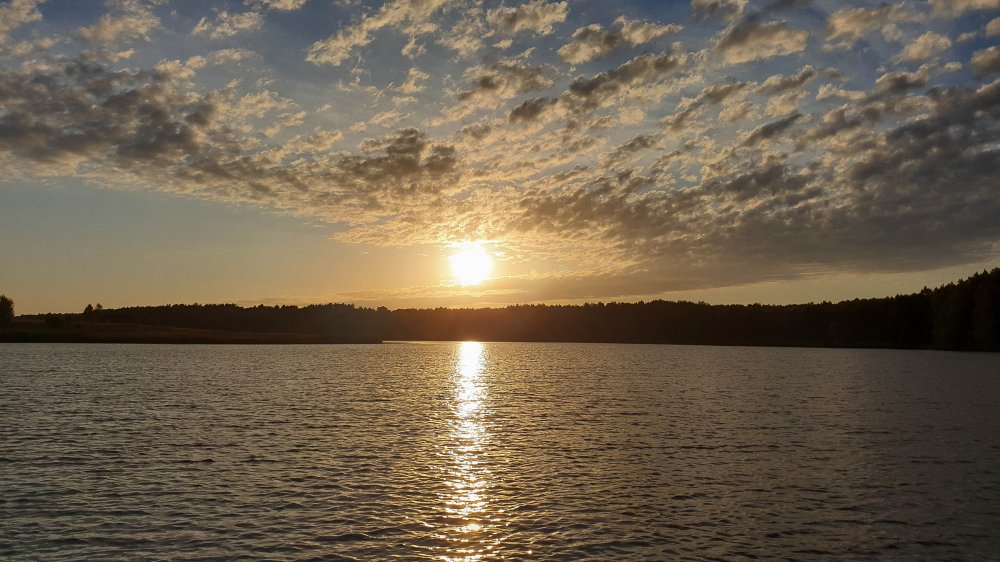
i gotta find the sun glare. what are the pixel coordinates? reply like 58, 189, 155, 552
450, 244, 493, 286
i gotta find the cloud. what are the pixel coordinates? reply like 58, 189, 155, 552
497, 69, 1000, 290
253, 0, 309, 10
317, 128, 461, 204
715, 17, 809, 64
0, 54, 461, 227
486, 0, 568, 35
929, 0, 1000, 18
78, 0, 161, 44
756, 65, 815, 95
0, 57, 216, 168
192, 10, 264, 40
306, 0, 448, 66
261, 110, 306, 136
661, 80, 748, 130
824, 3, 921, 50
874, 68, 928, 94
509, 96, 559, 123
507, 50, 687, 124
557, 16, 682, 64
4, 36, 58, 58
603, 133, 661, 166
719, 101, 759, 122
691, 0, 746, 22
204, 48, 257, 65
972, 46, 1000, 77
501, 79, 1000, 290
703, 158, 810, 201
229, 89, 298, 119
895, 31, 951, 62
565, 52, 687, 109
457, 58, 554, 102
741, 112, 802, 145
258, 129, 344, 162
0, 0, 43, 44
693, 81, 748, 105
368, 108, 408, 127
764, 90, 805, 115
988, 17, 1000, 37
396, 67, 430, 95
442, 56, 557, 122
436, 11, 486, 58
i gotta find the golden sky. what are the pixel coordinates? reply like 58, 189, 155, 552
1, 0, 999, 314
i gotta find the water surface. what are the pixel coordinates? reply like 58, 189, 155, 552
2, 342, 999, 559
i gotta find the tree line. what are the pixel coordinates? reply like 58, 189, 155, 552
74, 267, 999, 351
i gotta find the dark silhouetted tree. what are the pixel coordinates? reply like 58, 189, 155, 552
0, 294, 13, 325
972, 271, 1000, 351
88, 268, 1000, 351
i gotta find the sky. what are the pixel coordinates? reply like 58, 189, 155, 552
1, 0, 999, 314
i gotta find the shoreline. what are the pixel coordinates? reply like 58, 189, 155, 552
0, 320, 381, 345
3, 329, 993, 351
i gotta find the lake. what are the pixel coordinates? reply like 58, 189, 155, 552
2, 342, 999, 560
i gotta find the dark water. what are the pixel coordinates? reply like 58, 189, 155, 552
1, 342, 999, 560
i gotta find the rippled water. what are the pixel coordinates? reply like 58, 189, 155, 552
2, 342, 999, 560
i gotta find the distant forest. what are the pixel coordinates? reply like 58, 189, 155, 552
67, 268, 1000, 351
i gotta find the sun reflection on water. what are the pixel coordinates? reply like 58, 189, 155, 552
439, 341, 496, 561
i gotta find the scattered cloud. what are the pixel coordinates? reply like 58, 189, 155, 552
0, 52, 462, 225
895, 31, 951, 62
0, 0, 43, 44
692, 0, 746, 22
874, 68, 928, 94
253, 0, 310, 10
715, 17, 809, 64
458, 58, 554, 102
756, 65, 815, 95
566, 52, 687, 107
741, 111, 802, 145
192, 10, 264, 40
972, 46, 1000, 77
558, 16, 682, 65
306, 0, 449, 66
436, 12, 486, 58
824, 3, 922, 50
4, 36, 58, 58
719, 100, 759, 122
661, 80, 748, 130
523, 51, 685, 124
508, 49, 688, 124
78, 0, 161, 44
987, 17, 1000, 36
508, 96, 559, 123
396, 67, 430, 94
929, 0, 1000, 18
486, 0, 567, 36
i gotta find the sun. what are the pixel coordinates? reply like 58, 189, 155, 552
449, 244, 493, 286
